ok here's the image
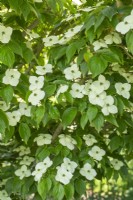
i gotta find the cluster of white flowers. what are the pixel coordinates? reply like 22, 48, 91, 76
80, 163, 97, 180
116, 9, 133, 34
0, 190, 11, 200
2, 69, 21, 86
58, 134, 77, 150
110, 158, 124, 170
93, 32, 121, 51
13, 146, 31, 156
15, 165, 31, 179
34, 134, 52, 146
36, 63, 53, 75
83, 134, 97, 146
28, 76, 45, 105
55, 157, 77, 185
88, 75, 118, 116
64, 64, 81, 80
32, 157, 53, 182
0, 24, 13, 43
115, 82, 131, 99
88, 146, 105, 161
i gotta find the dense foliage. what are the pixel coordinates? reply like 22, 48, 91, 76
0, 0, 133, 199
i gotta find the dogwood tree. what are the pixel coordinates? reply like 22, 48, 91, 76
0, 0, 133, 199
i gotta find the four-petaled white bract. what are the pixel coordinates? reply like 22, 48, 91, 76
104, 32, 122, 44
88, 146, 106, 161
15, 165, 31, 179
110, 158, 124, 170
55, 166, 73, 185
34, 134, 52, 146
0, 24, 13, 43
61, 157, 78, 173
36, 64, 53, 75
13, 146, 31, 156
19, 156, 34, 166
6, 110, 21, 126
92, 39, 108, 51
64, 64, 81, 80
19, 102, 31, 117
115, 82, 131, 99
80, 163, 97, 180
64, 24, 83, 38
70, 83, 85, 98
0, 190, 11, 200
3, 69, 21, 86
43, 36, 59, 47
83, 134, 97, 146
0, 101, 10, 111
56, 85, 69, 97
29, 76, 44, 91
101, 95, 118, 116
28, 89, 45, 105
58, 134, 77, 150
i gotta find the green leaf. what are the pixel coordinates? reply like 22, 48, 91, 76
53, 183, 65, 200
0, 119, 6, 134
0, 109, 9, 133
45, 84, 56, 97
0, 46, 15, 67
75, 179, 86, 195
85, 15, 95, 30
21, 44, 34, 63
92, 113, 104, 132
3, 127, 14, 142
19, 123, 31, 144
66, 43, 77, 62
37, 178, 52, 200
89, 54, 108, 77
94, 14, 105, 31
62, 107, 77, 129
87, 106, 98, 122
105, 115, 119, 127
126, 30, 133, 54
1, 85, 14, 105
31, 106, 45, 126
64, 184, 74, 200
7, 41, 23, 56
109, 136, 123, 152
49, 106, 60, 120
102, 6, 117, 21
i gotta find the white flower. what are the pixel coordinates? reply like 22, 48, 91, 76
64, 64, 81, 80
122, 72, 133, 83
15, 165, 31, 180
115, 82, 131, 99
13, 146, 31, 156
80, 163, 97, 180
80, 7, 94, 12
92, 39, 108, 51
61, 157, 78, 173
101, 95, 118, 116
56, 85, 69, 97
64, 25, 83, 38
83, 134, 97, 146
36, 64, 53, 75
34, 0, 43, 2
58, 35, 71, 44
110, 158, 124, 170
104, 32, 121, 44
90, 75, 110, 93
88, 146, 105, 161
28, 89, 45, 105
89, 91, 106, 107
34, 134, 52, 146
55, 166, 73, 185
70, 83, 85, 98
29, 76, 44, 91
6, 110, 21, 126
43, 36, 59, 47
83, 80, 92, 95
2, 69, 21, 86
19, 102, 31, 117
0, 101, 10, 111
32, 157, 53, 182
19, 156, 34, 166
58, 134, 77, 150
0, 190, 11, 200
116, 11, 133, 34
0, 24, 13, 43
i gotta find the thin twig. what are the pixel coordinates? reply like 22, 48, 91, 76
52, 123, 63, 142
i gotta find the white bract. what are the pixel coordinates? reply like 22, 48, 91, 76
19, 102, 31, 117
61, 157, 78, 173
56, 85, 69, 97
28, 89, 45, 105
58, 134, 77, 150
6, 110, 21, 126
34, 134, 52, 146
115, 82, 131, 99
0, 101, 10, 111
15, 165, 31, 180
29, 76, 44, 91
58, 35, 71, 44
3, 69, 21, 86
122, 72, 133, 83
110, 158, 124, 170
43, 35, 59, 47
88, 146, 105, 161
90, 75, 110, 93
32, 157, 53, 182
104, 32, 122, 44
70, 83, 85, 98
64, 64, 81, 80
13, 146, 31, 156
19, 156, 34, 166
80, 163, 97, 180
92, 39, 108, 51
116, 10, 133, 34
0, 190, 11, 200
101, 95, 118, 116
36, 64, 53, 75
34, 0, 43, 2
55, 166, 73, 185
89, 91, 106, 107
0, 24, 13, 43
83, 134, 97, 146
64, 24, 83, 38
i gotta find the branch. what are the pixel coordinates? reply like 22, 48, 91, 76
52, 123, 63, 142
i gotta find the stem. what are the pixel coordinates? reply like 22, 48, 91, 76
52, 123, 63, 142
